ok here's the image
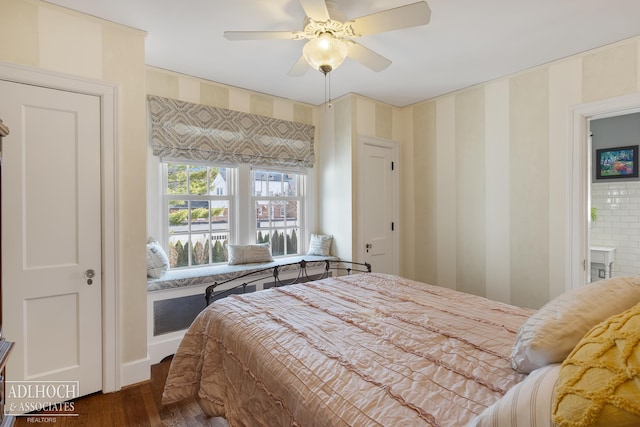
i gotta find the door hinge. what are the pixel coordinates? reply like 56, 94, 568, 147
391, 161, 394, 171
583, 259, 587, 270
391, 222, 395, 231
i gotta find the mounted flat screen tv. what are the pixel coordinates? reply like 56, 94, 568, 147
595, 145, 639, 179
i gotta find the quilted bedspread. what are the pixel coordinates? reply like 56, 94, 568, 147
162, 273, 535, 426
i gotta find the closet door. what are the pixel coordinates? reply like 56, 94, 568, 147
359, 137, 398, 275
0, 80, 103, 410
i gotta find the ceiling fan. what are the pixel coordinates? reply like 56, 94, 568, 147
224, 0, 431, 76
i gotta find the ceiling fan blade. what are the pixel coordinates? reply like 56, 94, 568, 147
350, 1, 431, 36
348, 43, 392, 72
288, 55, 310, 77
298, 0, 330, 21
224, 31, 298, 41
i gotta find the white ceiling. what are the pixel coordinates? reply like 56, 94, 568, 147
45, 0, 640, 107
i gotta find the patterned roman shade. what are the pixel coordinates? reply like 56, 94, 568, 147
148, 95, 315, 168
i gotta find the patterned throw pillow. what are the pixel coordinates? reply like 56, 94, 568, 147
146, 239, 170, 279
552, 302, 640, 427
510, 276, 640, 373
307, 233, 332, 256
227, 243, 273, 265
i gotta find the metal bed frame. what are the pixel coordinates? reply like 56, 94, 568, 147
205, 259, 371, 305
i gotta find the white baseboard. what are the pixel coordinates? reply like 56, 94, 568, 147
120, 356, 151, 388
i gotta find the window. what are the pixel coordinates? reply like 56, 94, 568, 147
164, 163, 233, 268
162, 163, 306, 269
252, 169, 303, 257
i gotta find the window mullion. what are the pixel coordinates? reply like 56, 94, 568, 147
237, 164, 252, 245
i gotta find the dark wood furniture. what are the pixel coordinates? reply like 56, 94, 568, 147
0, 118, 15, 427
0, 340, 13, 427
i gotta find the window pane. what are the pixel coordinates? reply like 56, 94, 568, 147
264, 228, 300, 256
253, 170, 267, 196
167, 164, 188, 195
270, 229, 286, 256
168, 200, 188, 234
190, 200, 210, 232
256, 200, 269, 229
211, 200, 229, 233
284, 173, 297, 196
191, 233, 210, 266
189, 165, 208, 195
271, 172, 283, 196
169, 235, 189, 268
212, 167, 226, 195
211, 234, 228, 263
256, 229, 268, 244
271, 201, 285, 223
285, 201, 299, 227
286, 228, 299, 255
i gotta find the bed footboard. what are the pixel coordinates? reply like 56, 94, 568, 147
204, 259, 371, 306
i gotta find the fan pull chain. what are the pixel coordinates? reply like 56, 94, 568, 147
324, 70, 333, 110
324, 71, 327, 110
328, 72, 333, 109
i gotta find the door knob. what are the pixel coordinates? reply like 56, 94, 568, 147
84, 269, 95, 285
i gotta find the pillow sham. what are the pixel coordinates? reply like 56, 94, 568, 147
227, 243, 273, 265
510, 276, 640, 373
467, 364, 561, 427
552, 302, 640, 427
307, 233, 333, 256
146, 239, 170, 279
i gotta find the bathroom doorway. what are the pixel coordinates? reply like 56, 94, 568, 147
589, 112, 640, 282
568, 93, 640, 290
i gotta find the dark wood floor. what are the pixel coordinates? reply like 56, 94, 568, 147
13, 357, 228, 427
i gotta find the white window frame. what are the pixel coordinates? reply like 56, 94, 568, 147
152, 162, 312, 270
160, 162, 237, 268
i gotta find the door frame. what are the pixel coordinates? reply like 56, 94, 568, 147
357, 135, 400, 275
568, 92, 640, 291
0, 61, 120, 392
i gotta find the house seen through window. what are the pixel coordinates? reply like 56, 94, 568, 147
164, 163, 304, 268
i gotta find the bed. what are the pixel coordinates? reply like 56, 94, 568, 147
162, 273, 640, 426
146, 255, 346, 364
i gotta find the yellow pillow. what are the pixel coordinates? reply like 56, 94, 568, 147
552, 302, 640, 427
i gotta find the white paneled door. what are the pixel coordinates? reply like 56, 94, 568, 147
0, 79, 102, 405
360, 138, 398, 275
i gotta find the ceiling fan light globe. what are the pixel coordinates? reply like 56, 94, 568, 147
302, 34, 348, 73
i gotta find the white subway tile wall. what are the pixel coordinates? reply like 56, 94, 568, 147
591, 182, 640, 279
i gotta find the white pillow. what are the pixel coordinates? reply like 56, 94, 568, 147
307, 233, 332, 256
227, 243, 273, 265
510, 276, 640, 373
467, 364, 561, 427
146, 239, 170, 279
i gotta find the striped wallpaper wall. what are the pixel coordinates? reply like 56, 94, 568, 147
146, 67, 316, 126
406, 37, 640, 309
348, 36, 640, 309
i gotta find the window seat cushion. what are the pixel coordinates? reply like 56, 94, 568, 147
146, 255, 338, 292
